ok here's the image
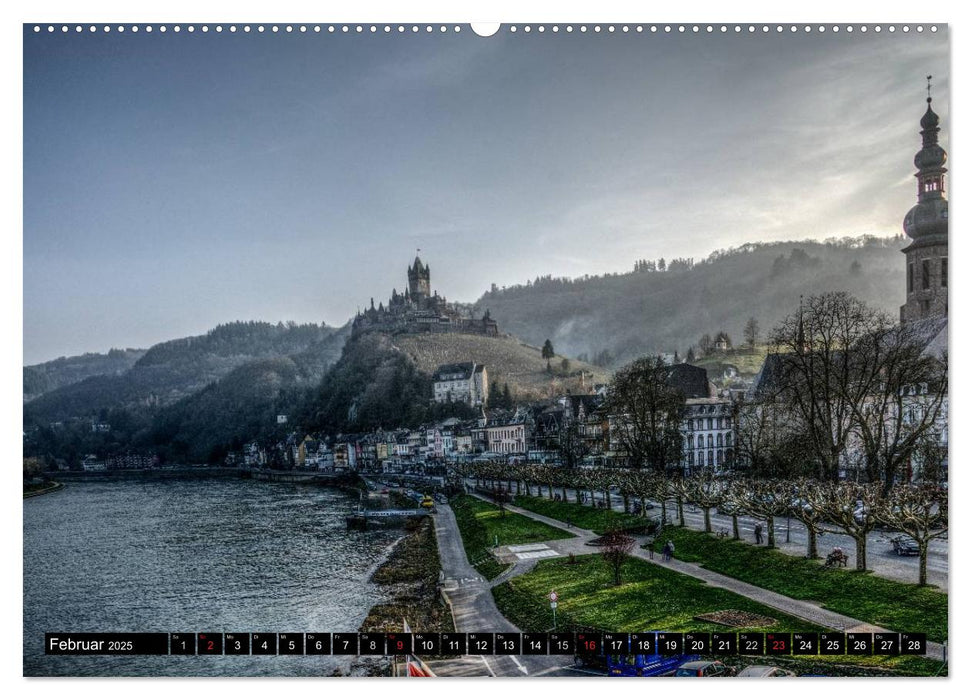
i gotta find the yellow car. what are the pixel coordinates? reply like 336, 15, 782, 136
420, 496, 435, 509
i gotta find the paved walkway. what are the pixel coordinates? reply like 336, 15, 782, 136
426, 504, 576, 676
474, 494, 946, 663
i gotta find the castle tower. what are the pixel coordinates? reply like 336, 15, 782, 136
408, 255, 431, 303
901, 77, 948, 323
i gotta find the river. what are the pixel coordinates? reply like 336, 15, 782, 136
23, 478, 401, 676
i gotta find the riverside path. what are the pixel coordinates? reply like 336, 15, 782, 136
426, 504, 580, 676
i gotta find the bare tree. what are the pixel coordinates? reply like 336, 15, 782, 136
699, 334, 714, 356
719, 479, 744, 539
625, 470, 655, 519
599, 528, 636, 586
646, 473, 672, 525
876, 484, 947, 586
733, 400, 785, 477
816, 481, 884, 572
736, 479, 789, 548
910, 430, 948, 486
558, 419, 591, 471
744, 317, 760, 350
850, 323, 948, 494
683, 471, 725, 533
788, 478, 829, 559
767, 292, 893, 482
605, 356, 685, 474
668, 476, 689, 527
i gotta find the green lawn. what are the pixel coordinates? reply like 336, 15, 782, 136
654, 526, 948, 643
493, 554, 943, 676
513, 494, 650, 535
451, 495, 571, 580
493, 553, 818, 635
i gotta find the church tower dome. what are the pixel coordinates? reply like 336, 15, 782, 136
901, 76, 948, 323
903, 79, 948, 241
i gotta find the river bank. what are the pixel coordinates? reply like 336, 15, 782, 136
23, 481, 63, 498
357, 517, 454, 675
360, 517, 454, 633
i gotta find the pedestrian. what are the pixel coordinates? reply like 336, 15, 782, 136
646, 537, 655, 560
661, 542, 671, 561
666, 540, 675, 561
754, 523, 763, 545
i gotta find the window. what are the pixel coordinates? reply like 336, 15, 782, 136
908, 262, 914, 293
922, 259, 931, 290
942, 258, 948, 288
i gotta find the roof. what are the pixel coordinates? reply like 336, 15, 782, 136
433, 362, 475, 380
665, 363, 713, 399
904, 315, 947, 358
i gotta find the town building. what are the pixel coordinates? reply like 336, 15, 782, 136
484, 407, 533, 455
682, 398, 734, 472
432, 362, 489, 406
81, 455, 106, 471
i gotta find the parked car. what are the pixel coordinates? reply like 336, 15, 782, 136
737, 665, 796, 677
675, 660, 736, 677
891, 535, 920, 556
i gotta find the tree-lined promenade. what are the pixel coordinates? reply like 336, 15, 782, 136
455, 462, 947, 587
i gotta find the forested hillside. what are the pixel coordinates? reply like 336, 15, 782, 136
23, 321, 349, 425
473, 236, 905, 366
23, 348, 145, 401
23, 321, 351, 465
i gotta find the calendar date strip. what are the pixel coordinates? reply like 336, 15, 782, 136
45, 631, 929, 657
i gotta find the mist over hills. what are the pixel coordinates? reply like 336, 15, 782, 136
23, 235, 909, 465
472, 236, 906, 366
23, 349, 146, 402
24, 321, 350, 423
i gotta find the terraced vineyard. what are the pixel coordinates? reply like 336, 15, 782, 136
395, 332, 610, 400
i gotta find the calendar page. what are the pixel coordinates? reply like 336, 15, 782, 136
21, 11, 949, 683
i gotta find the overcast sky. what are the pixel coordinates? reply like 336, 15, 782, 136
23, 25, 948, 364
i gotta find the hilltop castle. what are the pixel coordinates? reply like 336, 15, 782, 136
352, 255, 499, 337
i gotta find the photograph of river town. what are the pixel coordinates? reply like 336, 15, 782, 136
23, 22, 949, 678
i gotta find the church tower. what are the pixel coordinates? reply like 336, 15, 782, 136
408, 255, 431, 303
900, 77, 948, 323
